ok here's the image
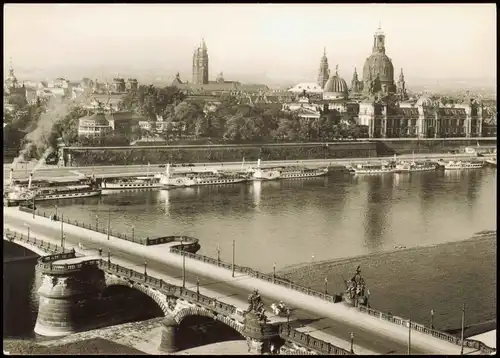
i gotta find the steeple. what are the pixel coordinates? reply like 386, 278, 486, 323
317, 47, 330, 89
372, 23, 386, 54
192, 38, 209, 84
351, 67, 361, 93
399, 68, 405, 82
335, 64, 339, 76
201, 38, 207, 52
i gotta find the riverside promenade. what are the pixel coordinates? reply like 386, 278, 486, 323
4, 207, 490, 355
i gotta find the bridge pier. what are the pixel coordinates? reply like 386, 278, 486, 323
159, 314, 180, 353
34, 265, 105, 337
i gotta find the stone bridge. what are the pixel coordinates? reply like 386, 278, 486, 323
5, 229, 350, 355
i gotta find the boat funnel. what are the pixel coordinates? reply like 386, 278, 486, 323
10, 168, 13, 186
257, 159, 261, 168
28, 173, 33, 190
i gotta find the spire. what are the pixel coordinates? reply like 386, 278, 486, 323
335, 64, 339, 76
323, 47, 326, 57
201, 37, 207, 51
399, 68, 405, 81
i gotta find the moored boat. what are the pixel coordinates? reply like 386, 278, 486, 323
485, 158, 497, 167
439, 160, 485, 170
159, 164, 248, 188
247, 159, 281, 181
394, 161, 437, 173
34, 185, 102, 201
273, 164, 329, 179
102, 177, 161, 190
348, 162, 396, 175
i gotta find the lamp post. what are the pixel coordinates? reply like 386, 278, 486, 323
232, 239, 235, 278
32, 196, 35, 219
287, 311, 290, 329
407, 319, 411, 355
62, 234, 66, 253
311, 254, 315, 262
60, 214, 64, 250
95, 214, 99, 232
273, 263, 276, 283
107, 249, 111, 263
144, 261, 148, 276
25, 223, 30, 242
132, 225, 135, 242
350, 332, 354, 354
430, 308, 435, 330
107, 208, 110, 240
182, 250, 186, 288
196, 277, 200, 294
324, 277, 328, 294
460, 304, 465, 356
55, 204, 58, 220
217, 245, 220, 264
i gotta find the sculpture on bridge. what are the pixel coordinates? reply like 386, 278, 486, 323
246, 289, 268, 322
343, 265, 370, 308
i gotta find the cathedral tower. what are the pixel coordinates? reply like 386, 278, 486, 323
192, 38, 209, 85
397, 68, 408, 100
351, 67, 361, 93
317, 48, 330, 89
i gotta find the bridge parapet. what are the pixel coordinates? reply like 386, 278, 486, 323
357, 305, 496, 355
279, 325, 352, 355
4, 228, 63, 256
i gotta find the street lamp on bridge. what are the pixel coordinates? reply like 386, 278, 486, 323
196, 277, 200, 294
132, 225, 135, 242
144, 261, 148, 276
273, 263, 276, 283
24, 222, 30, 242
107, 208, 111, 240
95, 214, 99, 232
407, 319, 411, 355
430, 308, 435, 330
60, 214, 64, 250
217, 244, 220, 264
350, 332, 354, 354
324, 277, 328, 294
108, 249, 111, 264
55, 204, 58, 220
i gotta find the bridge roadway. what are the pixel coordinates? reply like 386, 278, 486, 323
4, 153, 476, 182
4, 207, 478, 355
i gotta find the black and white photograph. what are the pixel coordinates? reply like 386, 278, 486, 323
3, 3, 496, 355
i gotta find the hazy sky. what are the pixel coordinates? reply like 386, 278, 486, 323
3, 4, 497, 83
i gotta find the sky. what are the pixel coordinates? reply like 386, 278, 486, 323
3, 4, 497, 84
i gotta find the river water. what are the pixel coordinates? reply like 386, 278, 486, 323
35, 168, 496, 271
5, 168, 496, 339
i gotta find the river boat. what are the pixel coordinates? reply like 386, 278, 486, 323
439, 160, 485, 170
485, 158, 497, 167
246, 159, 281, 180
159, 164, 248, 188
3, 185, 37, 206
348, 162, 396, 175
269, 163, 329, 180
394, 161, 437, 173
101, 177, 161, 190
34, 185, 102, 201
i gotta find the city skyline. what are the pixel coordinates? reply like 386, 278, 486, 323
3, 4, 497, 85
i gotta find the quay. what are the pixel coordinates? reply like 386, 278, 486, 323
4, 153, 478, 182
3, 206, 494, 355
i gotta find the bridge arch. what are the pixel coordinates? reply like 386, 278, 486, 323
103, 275, 169, 315
174, 306, 245, 335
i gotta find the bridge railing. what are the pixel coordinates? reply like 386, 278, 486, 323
357, 305, 496, 354
4, 228, 63, 255
28, 209, 148, 245
170, 248, 495, 355
279, 325, 352, 355
169, 248, 340, 303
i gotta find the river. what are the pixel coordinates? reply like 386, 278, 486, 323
4, 168, 496, 338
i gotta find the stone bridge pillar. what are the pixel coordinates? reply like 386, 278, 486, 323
242, 312, 279, 355
159, 314, 180, 353
34, 265, 104, 337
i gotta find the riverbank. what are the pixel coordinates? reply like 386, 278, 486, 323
277, 231, 496, 334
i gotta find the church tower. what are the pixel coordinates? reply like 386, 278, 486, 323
397, 68, 408, 100
317, 48, 330, 89
351, 67, 361, 93
192, 38, 209, 85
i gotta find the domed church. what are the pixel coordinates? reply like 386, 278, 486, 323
323, 65, 349, 101
362, 25, 396, 95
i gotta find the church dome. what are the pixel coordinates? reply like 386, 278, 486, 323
323, 69, 348, 100
416, 96, 433, 107
362, 53, 394, 84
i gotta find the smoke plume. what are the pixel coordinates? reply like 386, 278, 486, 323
12, 95, 85, 174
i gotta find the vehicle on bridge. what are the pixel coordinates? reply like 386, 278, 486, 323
271, 301, 290, 317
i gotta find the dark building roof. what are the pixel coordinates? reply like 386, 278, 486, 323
172, 81, 269, 94
80, 113, 110, 126
106, 111, 147, 122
